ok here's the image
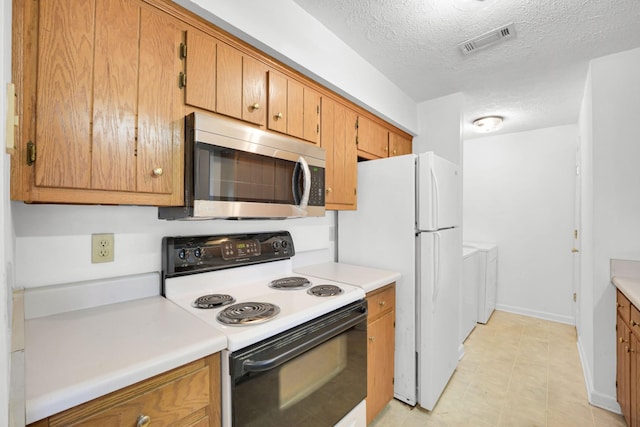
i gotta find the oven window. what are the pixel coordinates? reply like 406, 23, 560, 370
231, 320, 366, 427
195, 144, 296, 204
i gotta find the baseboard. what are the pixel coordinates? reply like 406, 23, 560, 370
458, 343, 465, 361
576, 336, 621, 414
495, 303, 575, 325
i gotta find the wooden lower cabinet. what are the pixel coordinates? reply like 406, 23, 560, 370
29, 354, 221, 427
366, 283, 396, 424
617, 289, 640, 426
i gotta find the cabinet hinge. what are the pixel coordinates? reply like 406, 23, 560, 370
573, 292, 577, 302
316, 105, 320, 115
354, 188, 357, 196
179, 72, 186, 89
26, 141, 36, 166
355, 136, 359, 145
316, 124, 319, 134
180, 42, 187, 59
355, 117, 359, 130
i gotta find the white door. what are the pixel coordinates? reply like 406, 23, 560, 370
416, 227, 461, 411
417, 152, 461, 231
572, 138, 582, 336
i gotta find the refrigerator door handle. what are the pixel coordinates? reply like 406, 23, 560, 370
431, 168, 439, 229
432, 232, 440, 311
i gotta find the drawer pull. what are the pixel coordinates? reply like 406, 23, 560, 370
632, 320, 638, 327
252, 103, 260, 110
369, 336, 376, 342
137, 415, 151, 427
379, 301, 386, 306
152, 167, 163, 177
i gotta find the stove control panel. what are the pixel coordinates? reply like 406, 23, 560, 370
162, 231, 295, 280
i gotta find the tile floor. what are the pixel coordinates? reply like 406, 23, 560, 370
370, 310, 627, 427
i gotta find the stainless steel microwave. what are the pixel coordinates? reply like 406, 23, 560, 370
158, 112, 326, 220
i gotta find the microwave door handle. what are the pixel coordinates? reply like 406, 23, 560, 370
297, 156, 311, 210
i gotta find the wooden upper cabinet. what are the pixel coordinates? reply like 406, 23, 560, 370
267, 69, 321, 143
14, 0, 184, 205
241, 55, 268, 126
321, 97, 357, 210
389, 131, 413, 157
267, 70, 288, 134
184, 28, 217, 112
357, 116, 389, 159
216, 42, 243, 119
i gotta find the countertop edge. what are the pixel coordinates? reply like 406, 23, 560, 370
26, 338, 225, 424
612, 276, 640, 309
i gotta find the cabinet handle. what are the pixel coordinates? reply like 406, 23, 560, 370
393, 149, 397, 155
379, 301, 386, 306
137, 415, 151, 427
369, 336, 376, 342
621, 337, 628, 344
618, 303, 623, 308
632, 320, 638, 327
152, 167, 163, 177
326, 187, 332, 194
628, 346, 635, 353
275, 112, 283, 120
252, 103, 260, 110
384, 146, 388, 152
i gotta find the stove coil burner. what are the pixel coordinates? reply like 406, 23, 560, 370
217, 302, 281, 325
192, 294, 236, 309
307, 284, 344, 297
269, 276, 311, 290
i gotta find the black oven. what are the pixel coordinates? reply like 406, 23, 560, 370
229, 300, 367, 426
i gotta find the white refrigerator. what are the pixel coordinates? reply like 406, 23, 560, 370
338, 152, 461, 411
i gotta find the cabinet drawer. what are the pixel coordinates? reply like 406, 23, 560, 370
46, 355, 219, 427
367, 284, 395, 321
618, 290, 631, 324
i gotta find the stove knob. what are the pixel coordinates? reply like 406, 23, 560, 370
281, 240, 288, 248
178, 249, 186, 260
194, 247, 202, 258
272, 241, 280, 250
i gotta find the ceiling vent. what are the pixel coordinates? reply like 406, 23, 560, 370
458, 23, 517, 55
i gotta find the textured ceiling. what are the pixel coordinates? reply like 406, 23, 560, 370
292, 0, 640, 138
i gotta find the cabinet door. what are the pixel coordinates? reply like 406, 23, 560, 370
267, 70, 287, 134
618, 314, 632, 425
632, 332, 640, 427
287, 78, 304, 139
91, 0, 139, 192
184, 28, 217, 112
367, 311, 395, 424
35, 0, 94, 189
389, 132, 412, 157
242, 56, 267, 126
321, 98, 357, 209
216, 42, 243, 119
357, 116, 389, 159
136, 6, 181, 195
303, 88, 321, 144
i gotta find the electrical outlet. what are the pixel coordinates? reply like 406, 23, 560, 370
92, 233, 114, 263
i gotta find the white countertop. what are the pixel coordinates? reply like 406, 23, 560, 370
294, 262, 401, 293
25, 296, 226, 424
612, 276, 640, 309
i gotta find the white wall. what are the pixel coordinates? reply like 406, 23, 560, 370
578, 47, 640, 411
174, 0, 418, 135
463, 125, 578, 324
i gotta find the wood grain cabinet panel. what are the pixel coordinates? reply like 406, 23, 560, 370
357, 116, 389, 159
216, 42, 243, 120
286, 77, 304, 139
184, 28, 217, 112
28, 354, 221, 427
389, 131, 413, 157
14, 0, 184, 205
616, 289, 640, 427
241, 55, 268, 126
321, 97, 357, 210
302, 87, 321, 144
366, 283, 396, 424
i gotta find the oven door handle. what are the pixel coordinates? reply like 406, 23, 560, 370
241, 311, 365, 374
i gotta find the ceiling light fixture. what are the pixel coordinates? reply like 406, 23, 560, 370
472, 116, 503, 133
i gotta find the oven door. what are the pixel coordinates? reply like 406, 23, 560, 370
229, 300, 367, 427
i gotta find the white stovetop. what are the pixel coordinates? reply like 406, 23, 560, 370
164, 260, 366, 351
